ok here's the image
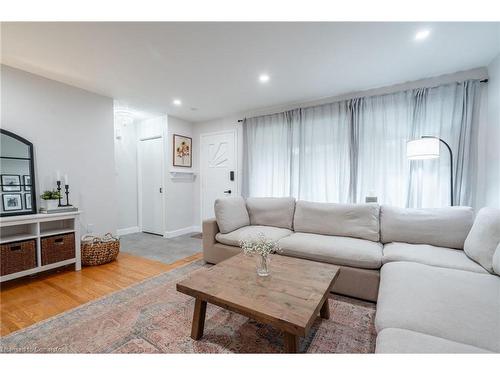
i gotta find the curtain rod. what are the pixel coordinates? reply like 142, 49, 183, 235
236, 78, 489, 123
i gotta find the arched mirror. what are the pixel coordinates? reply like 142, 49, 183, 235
0, 129, 37, 216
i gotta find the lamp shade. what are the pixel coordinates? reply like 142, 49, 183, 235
407, 138, 440, 160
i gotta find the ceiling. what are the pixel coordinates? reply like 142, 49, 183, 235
2, 22, 499, 122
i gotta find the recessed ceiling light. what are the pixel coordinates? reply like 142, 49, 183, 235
415, 29, 431, 41
173, 99, 182, 106
259, 74, 270, 83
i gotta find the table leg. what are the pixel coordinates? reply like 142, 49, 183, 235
320, 298, 330, 319
284, 332, 299, 353
191, 298, 207, 340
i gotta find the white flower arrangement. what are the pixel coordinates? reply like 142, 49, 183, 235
239, 232, 280, 257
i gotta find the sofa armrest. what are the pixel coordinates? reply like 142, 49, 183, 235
203, 218, 219, 249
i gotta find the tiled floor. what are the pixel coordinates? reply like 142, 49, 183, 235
119, 232, 203, 264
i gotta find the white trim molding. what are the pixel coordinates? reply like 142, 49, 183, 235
164, 226, 201, 239
116, 226, 140, 236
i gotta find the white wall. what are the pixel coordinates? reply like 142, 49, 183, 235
1, 65, 117, 234
478, 54, 500, 208
166, 116, 197, 235
114, 112, 138, 234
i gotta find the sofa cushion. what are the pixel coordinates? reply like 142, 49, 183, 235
376, 262, 500, 352
380, 205, 474, 249
245, 197, 295, 230
278, 232, 383, 269
464, 207, 500, 273
215, 225, 293, 247
214, 197, 250, 234
376, 328, 491, 353
293, 201, 380, 242
382, 242, 487, 274
493, 243, 500, 276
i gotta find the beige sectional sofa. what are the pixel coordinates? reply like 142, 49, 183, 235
202, 197, 500, 353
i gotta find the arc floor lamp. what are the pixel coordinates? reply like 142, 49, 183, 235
406, 136, 454, 206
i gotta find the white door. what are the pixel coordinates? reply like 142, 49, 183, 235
201, 130, 237, 221
139, 137, 164, 235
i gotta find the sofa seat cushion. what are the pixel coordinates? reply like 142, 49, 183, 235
382, 242, 487, 274
278, 232, 383, 269
215, 225, 293, 247
380, 205, 474, 249
376, 262, 500, 352
376, 328, 492, 353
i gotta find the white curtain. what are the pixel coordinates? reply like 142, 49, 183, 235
242, 112, 293, 197
242, 80, 483, 207
355, 91, 414, 205
293, 103, 351, 202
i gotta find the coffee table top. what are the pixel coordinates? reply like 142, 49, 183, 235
176, 253, 340, 336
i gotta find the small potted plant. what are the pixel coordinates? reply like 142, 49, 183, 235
240, 233, 280, 277
40, 190, 61, 210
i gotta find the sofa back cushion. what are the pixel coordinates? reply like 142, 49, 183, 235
246, 197, 296, 230
214, 197, 250, 234
293, 201, 380, 242
464, 207, 500, 273
493, 243, 500, 276
380, 205, 474, 249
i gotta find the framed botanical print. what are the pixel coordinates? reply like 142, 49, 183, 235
1, 174, 21, 192
2, 193, 23, 211
173, 134, 192, 168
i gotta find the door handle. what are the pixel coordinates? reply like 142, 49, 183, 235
224, 190, 232, 194
159, 187, 163, 193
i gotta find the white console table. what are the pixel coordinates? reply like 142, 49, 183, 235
0, 211, 81, 282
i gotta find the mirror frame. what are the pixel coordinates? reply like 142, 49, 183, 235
0, 129, 37, 217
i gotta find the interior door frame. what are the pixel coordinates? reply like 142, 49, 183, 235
199, 129, 238, 225
137, 135, 166, 237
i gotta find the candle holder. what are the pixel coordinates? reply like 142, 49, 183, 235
56, 180, 62, 207
64, 184, 71, 206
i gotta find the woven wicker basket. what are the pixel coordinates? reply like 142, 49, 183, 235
81, 233, 120, 266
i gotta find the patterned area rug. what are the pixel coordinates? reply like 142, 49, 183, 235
0, 260, 376, 353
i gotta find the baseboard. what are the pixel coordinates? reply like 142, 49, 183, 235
164, 226, 201, 239
117, 226, 140, 236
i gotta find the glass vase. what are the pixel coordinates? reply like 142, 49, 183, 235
256, 254, 270, 277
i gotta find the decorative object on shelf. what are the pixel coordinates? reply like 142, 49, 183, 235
365, 191, 378, 203
407, 135, 454, 206
56, 180, 63, 207
81, 233, 120, 266
0, 129, 37, 216
40, 190, 62, 211
2, 193, 22, 211
0, 239, 37, 276
239, 233, 281, 277
1, 175, 21, 192
173, 134, 192, 167
22, 175, 31, 191
24, 193, 32, 210
41, 233, 76, 266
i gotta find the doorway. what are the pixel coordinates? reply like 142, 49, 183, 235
200, 130, 237, 221
138, 136, 164, 235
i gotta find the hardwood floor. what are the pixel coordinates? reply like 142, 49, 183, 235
0, 252, 203, 336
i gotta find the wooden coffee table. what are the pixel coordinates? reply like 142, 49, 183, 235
176, 253, 340, 353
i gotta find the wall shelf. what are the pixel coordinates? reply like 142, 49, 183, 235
169, 170, 197, 181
